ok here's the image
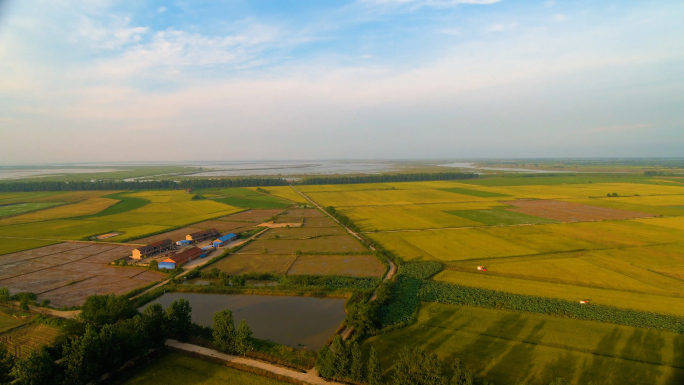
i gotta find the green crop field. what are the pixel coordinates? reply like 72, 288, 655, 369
0, 202, 61, 218
199, 187, 294, 209
0, 237, 59, 255
439, 187, 511, 197
447, 207, 557, 226
364, 302, 684, 385
123, 353, 289, 385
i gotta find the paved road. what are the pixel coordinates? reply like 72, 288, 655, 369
167, 339, 344, 385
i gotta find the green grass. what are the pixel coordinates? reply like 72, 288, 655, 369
0, 238, 59, 256
0, 202, 61, 218
214, 196, 291, 209
446, 208, 557, 226
365, 302, 684, 385
122, 352, 289, 385
439, 187, 510, 197
78, 192, 150, 218
0, 313, 30, 333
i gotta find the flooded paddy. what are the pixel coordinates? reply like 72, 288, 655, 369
144, 292, 346, 349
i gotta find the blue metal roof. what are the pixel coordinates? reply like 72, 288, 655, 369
215, 233, 237, 242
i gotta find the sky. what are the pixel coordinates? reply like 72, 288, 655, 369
0, 0, 683, 164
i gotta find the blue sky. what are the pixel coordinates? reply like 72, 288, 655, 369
0, 0, 682, 163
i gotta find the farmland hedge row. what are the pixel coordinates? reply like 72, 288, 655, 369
0, 178, 289, 192
299, 172, 477, 185
420, 281, 684, 334
377, 263, 443, 327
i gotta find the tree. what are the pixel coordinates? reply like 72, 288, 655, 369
350, 342, 363, 382
548, 379, 571, 385
61, 326, 102, 385
0, 343, 15, 383
367, 347, 382, 385
213, 309, 236, 353
231, 275, 246, 287
235, 319, 253, 355
0, 288, 9, 303
19, 296, 29, 311
450, 359, 473, 385
80, 294, 135, 328
12, 348, 56, 385
331, 335, 349, 379
149, 260, 158, 270
316, 345, 335, 379
141, 303, 167, 347
393, 348, 447, 385
166, 298, 192, 340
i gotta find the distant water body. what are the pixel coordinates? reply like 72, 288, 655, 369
438, 162, 573, 174
0, 168, 119, 180
189, 161, 395, 177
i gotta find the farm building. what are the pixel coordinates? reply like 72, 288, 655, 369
186, 229, 219, 243
132, 239, 174, 260
176, 240, 191, 246
158, 258, 177, 270
160, 247, 205, 269
213, 233, 237, 248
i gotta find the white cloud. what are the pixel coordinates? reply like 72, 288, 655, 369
554, 14, 566, 22
589, 124, 654, 133
157, 6, 167, 14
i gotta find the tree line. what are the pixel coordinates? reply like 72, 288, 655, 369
0, 178, 289, 192
299, 172, 478, 185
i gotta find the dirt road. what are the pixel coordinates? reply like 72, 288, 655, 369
167, 339, 344, 385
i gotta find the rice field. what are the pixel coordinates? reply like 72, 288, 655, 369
364, 302, 684, 385
0, 324, 61, 358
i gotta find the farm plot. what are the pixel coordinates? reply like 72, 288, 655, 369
0, 202, 61, 218
503, 199, 653, 222
305, 188, 492, 208
250, 186, 308, 203
211, 254, 297, 276
0, 238, 59, 256
287, 254, 385, 277
447, 207, 556, 226
0, 195, 118, 225
0, 308, 30, 333
302, 217, 338, 227
264, 226, 345, 239
433, 270, 684, 316
0, 324, 61, 358
365, 302, 684, 385
238, 235, 367, 254
340, 205, 483, 231
218, 209, 285, 223
280, 208, 325, 218
0, 243, 164, 307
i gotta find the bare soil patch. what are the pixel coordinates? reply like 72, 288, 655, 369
218, 209, 285, 223
0, 243, 164, 308
237, 236, 366, 255
287, 255, 385, 277
210, 254, 296, 276
262, 226, 346, 239
503, 200, 654, 222
303, 217, 338, 228
280, 208, 324, 218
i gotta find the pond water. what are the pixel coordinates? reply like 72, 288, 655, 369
143, 293, 346, 349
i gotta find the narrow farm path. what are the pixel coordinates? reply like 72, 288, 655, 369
289, 185, 397, 337
167, 339, 345, 385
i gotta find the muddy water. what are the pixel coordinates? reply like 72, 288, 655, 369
144, 293, 346, 349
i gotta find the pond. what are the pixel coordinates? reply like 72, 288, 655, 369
143, 293, 346, 350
